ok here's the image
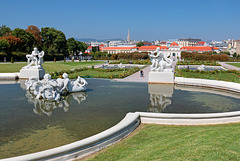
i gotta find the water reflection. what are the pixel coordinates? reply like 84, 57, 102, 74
25, 90, 87, 116
148, 84, 173, 112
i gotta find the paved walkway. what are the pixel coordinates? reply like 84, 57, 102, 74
114, 61, 178, 83
114, 65, 150, 82
218, 62, 240, 70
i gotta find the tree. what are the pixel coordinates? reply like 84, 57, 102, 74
77, 41, 88, 53
25, 25, 42, 46
41, 27, 67, 56
0, 35, 21, 52
136, 42, 144, 47
0, 25, 11, 37
67, 37, 78, 54
12, 28, 36, 52
0, 39, 10, 52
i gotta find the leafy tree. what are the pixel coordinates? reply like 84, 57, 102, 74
67, 37, 78, 54
25, 25, 42, 46
0, 39, 10, 52
0, 35, 21, 52
92, 46, 99, 53
77, 41, 88, 53
136, 42, 144, 47
0, 25, 11, 37
233, 52, 237, 58
41, 27, 67, 56
12, 28, 36, 52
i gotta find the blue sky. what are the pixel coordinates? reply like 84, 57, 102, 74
0, 0, 239, 41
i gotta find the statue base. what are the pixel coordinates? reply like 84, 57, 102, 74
148, 71, 174, 84
20, 68, 45, 79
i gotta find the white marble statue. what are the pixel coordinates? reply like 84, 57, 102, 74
25, 73, 88, 101
22, 47, 44, 69
118, 63, 125, 68
197, 64, 205, 71
25, 90, 87, 116
148, 47, 173, 72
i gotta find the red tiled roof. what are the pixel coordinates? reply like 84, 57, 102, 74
195, 41, 206, 46
101, 47, 133, 50
180, 46, 219, 51
87, 46, 92, 50
170, 42, 178, 46
99, 44, 105, 47
133, 45, 168, 51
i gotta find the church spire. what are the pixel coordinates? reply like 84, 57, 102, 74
127, 29, 130, 42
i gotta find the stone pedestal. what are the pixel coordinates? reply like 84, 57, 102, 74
148, 71, 174, 84
20, 68, 45, 79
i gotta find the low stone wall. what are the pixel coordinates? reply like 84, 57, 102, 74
138, 111, 240, 125
175, 77, 240, 93
139, 77, 240, 125
1, 113, 140, 161
0, 73, 19, 80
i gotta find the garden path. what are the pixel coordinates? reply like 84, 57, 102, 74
219, 62, 240, 70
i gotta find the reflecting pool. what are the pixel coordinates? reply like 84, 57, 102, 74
178, 65, 226, 71
0, 79, 239, 159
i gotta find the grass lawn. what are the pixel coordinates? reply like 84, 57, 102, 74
68, 70, 127, 79
176, 70, 240, 83
227, 63, 240, 68
85, 123, 240, 161
0, 61, 104, 73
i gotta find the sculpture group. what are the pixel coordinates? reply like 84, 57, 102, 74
148, 47, 173, 72
20, 47, 45, 79
25, 73, 88, 101
22, 47, 44, 69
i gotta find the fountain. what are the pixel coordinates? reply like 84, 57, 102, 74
25, 73, 88, 101
197, 64, 205, 70
148, 47, 174, 83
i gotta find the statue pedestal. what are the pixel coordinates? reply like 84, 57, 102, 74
148, 71, 174, 84
20, 68, 45, 79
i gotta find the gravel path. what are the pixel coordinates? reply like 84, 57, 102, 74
218, 62, 240, 70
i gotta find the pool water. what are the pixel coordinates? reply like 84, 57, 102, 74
0, 79, 239, 159
178, 65, 225, 71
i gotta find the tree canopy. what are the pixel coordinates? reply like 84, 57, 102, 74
136, 42, 144, 47
0, 25, 11, 37
0, 25, 88, 61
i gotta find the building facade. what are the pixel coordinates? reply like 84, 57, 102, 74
178, 38, 201, 47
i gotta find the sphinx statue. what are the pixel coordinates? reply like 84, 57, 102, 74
25, 73, 88, 101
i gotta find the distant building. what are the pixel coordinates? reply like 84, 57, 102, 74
101, 47, 133, 54
166, 39, 178, 47
195, 41, 207, 46
102, 43, 181, 59
209, 40, 228, 52
178, 38, 201, 47
101, 42, 220, 59
236, 40, 240, 55
181, 46, 220, 53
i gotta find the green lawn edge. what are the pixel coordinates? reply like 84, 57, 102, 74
85, 123, 240, 161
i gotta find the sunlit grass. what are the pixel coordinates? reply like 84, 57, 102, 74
0, 61, 104, 73
227, 63, 240, 68
85, 123, 240, 161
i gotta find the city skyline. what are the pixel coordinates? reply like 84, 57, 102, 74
0, 0, 240, 41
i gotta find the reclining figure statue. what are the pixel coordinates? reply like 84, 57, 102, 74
25, 73, 88, 101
